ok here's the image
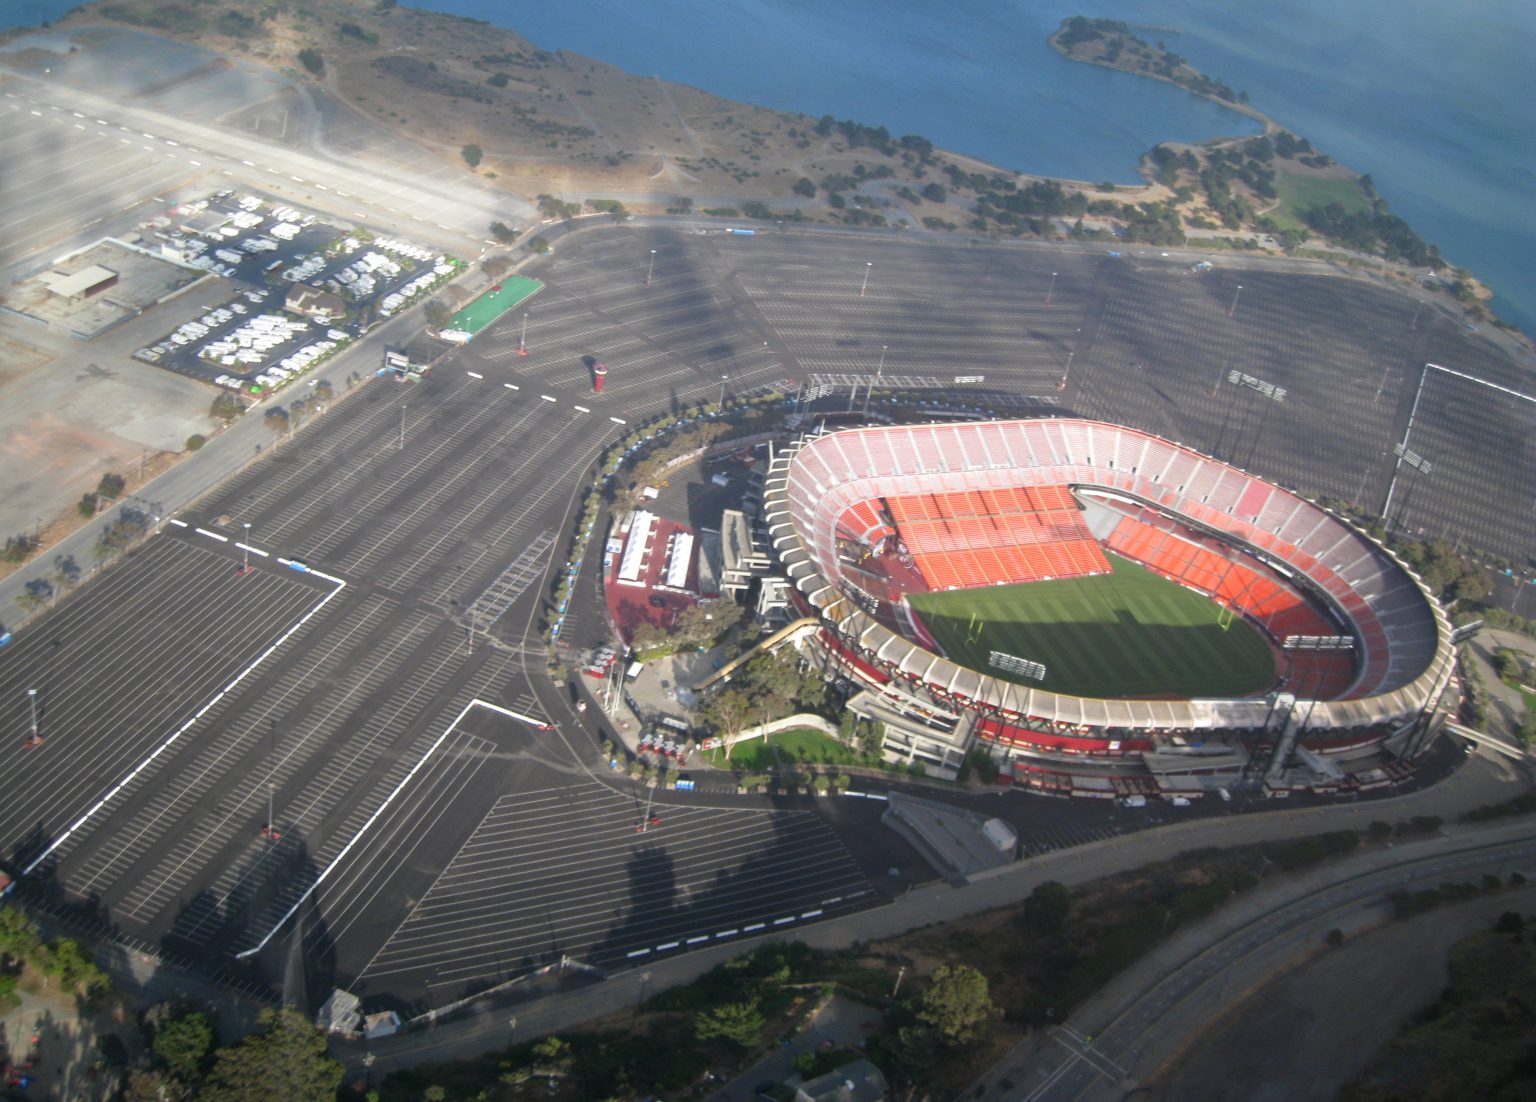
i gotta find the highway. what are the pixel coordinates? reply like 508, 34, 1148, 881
974, 821, 1536, 1101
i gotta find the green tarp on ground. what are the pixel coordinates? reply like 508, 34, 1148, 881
446, 275, 543, 336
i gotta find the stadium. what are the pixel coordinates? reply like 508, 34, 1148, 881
761, 418, 1459, 798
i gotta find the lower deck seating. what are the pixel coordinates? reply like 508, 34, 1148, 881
883, 485, 1108, 589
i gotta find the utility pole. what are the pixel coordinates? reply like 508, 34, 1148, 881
26, 688, 41, 749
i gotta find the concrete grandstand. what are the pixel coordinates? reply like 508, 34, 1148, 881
760, 418, 1458, 797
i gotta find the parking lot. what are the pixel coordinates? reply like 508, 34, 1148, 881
131, 190, 460, 391
2, 224, 1530, 1018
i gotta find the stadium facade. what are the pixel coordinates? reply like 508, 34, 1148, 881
760, 419, 1457, 796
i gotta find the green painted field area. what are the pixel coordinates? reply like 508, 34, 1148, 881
1270, 173, 1370, 234
447, 274, 542, 335
907, 553, 1275, 699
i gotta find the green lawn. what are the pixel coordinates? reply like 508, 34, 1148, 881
907, 553, 1275, 699
1270, 172, 1370, 234
706, 727, 863, 769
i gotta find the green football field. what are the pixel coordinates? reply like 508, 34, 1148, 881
906, 553, 1276, 699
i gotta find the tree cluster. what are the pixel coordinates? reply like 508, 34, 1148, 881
1303, 200, 1439, 266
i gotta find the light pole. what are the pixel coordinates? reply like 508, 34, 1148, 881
645, 249, 656, 287
862, 345, 887, 417
26, 688, 40, 749
1058, 350, 1074, 392
398, 404, 405, 450
1046, 270, 1057, 305
1228, 283, 1244, 318
516, 311, 529, 356
719, 374, 728, 409
241, 522, 251, 575
859, 261, 872, 298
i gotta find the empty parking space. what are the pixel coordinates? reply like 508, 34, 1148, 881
0, 534, 334, 872
357, 775, 877, 1006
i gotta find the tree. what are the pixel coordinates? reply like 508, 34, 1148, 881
51, 554, 81, 598
0, 905, 41, 966
482, 255, 512, 279
210, 391, 245, 424
921, 182, 948, 204
313, 380, 334, 403
199, 1007, 343, 1102
78, 492, 99, 517
792, 177, 816, 198
695, 998, 764, 1048
35, 937, 110, 997
96, 472, 126, 500
186, 433, 206, 451
914, 964, 996, 1046
490, 221, 519, 244
423, 298, 452, 330
2, 533, 38, 564
527, 235, 551, 255
123, 1070, 185, 1102
297, 48, 324, 76
263, 407, 290, 438
153, 1011, 215, 1086
461, 144, 483, 168
1021, 880, 1070, 935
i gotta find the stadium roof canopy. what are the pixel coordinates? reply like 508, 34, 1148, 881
762, 419, 1454, 732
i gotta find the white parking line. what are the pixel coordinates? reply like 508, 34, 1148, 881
502, 382, 519, 390
656, 941, 679, 951
241, 160, 254, 166
233, 542, 269, 558
686, 935, 709, 945
800, 909, 823, 919
773, 916, 796, 926
23, 567, 347, 878
540, 394, 557, 402
572, 404, 590, 413
193, 527, 228, 542
609, 416, 627, 425
626, 948, 650, 958
716, 928, 739, 938
743, 922, 766, 933
169, 518, 188, 528
466, 371, 483, 379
